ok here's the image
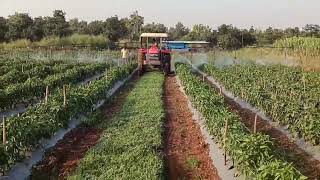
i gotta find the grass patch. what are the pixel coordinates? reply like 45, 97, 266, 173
186, 156, 201, 170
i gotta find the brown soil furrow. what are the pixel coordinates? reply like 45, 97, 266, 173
164, 75, 220, 180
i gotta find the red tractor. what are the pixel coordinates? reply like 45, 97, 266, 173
138, 33, 172, 75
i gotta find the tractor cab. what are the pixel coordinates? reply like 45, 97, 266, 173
138, 33, 172, 75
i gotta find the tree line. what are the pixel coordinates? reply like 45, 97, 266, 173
0, 10, 319, 49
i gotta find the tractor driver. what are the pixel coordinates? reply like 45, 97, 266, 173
149, 38, 159, 54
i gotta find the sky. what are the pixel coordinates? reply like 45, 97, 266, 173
0, 0, 319, 29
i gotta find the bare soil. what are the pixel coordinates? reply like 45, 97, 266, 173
202, 74, 320, 179
31, 75, 138, 180
164, 75, 221, 180
31, 126, 102, 180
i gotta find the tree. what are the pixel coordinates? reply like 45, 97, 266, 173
5, 13, 33, 40
69, 18, 88, 34
43, 10, 70, 37
87, 20, 105, 35
30, 17, 45, 41
0, 17, 8, 42
143, 22, 167, 33
303, 24, 320, 37
240, 29, 256, 47
104, 16, 128, 42
218, 34, 241, 49
216, 24, 240, 49
124, 11, 144, 40
284, 27, 300, 38
168, 22, 189, 40
183, 24, 212, 41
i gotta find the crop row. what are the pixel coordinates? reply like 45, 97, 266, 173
69, 72, 165, 179
201, 64, 320, 145
0, 63, 111, 110
0, 63, 137, 172
0, 62, 79, 89
0, 58, 68, 76
176, 64, 305, 179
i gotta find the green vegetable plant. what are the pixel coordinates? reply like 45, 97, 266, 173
0, 63, 137, 172
176, 63, 306, 179
69, 72, 165, 179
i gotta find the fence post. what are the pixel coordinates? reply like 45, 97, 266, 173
3, 116, 6, 145
63, 85, 67, 107
45, 86, 49, 104
224, 118, 228, 165
254, 114, 258, 133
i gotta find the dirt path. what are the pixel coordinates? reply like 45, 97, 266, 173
164, 75, 220, 180
202, 74, 320, 179
31, 75, 138, 180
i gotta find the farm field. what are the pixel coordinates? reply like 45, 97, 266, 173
1, 1, 320, 179
201, 64, 320, 145
0, 50, 319, 180
0, 50, 137, 175
176, 63, 306, 179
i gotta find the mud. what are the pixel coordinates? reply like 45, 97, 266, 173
164, 75, 220, 180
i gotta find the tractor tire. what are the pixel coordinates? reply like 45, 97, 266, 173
164, 62, 170, 76
163, 54, 171, 75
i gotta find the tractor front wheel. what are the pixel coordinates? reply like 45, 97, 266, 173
164, 62, 170, 75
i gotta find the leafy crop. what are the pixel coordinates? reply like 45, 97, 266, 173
0, 63, 137, 172
69, 72, 165, 179
0, 62, 111, 110
176, 63, 306, 179
201, 63, 320, 145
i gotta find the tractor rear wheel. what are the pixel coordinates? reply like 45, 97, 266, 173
164, 62, 170, 75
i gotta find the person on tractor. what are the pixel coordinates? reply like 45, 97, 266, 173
149, 38, 159, 54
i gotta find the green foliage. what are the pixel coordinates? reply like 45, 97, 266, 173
82, 109, 103, 126
43, 10, 70, 37
143, 22, 167, 33
70, 72, 165, 179
0, 64, 137, 172
201, 64, 320, 145
182, 24, 213, 42
257, 160, 307, 180
176, 63, 305, 179
274, 37, 320, 56
168, 22, 190, 40
124, 11, 144, 40
0, 39, 32, 49
5, 13, 33, 40
104, 16, 128, 42
0, 62, 111, 110
0, 17, 8, 42
36, 34, 114, 49
186, 156, 201, 170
